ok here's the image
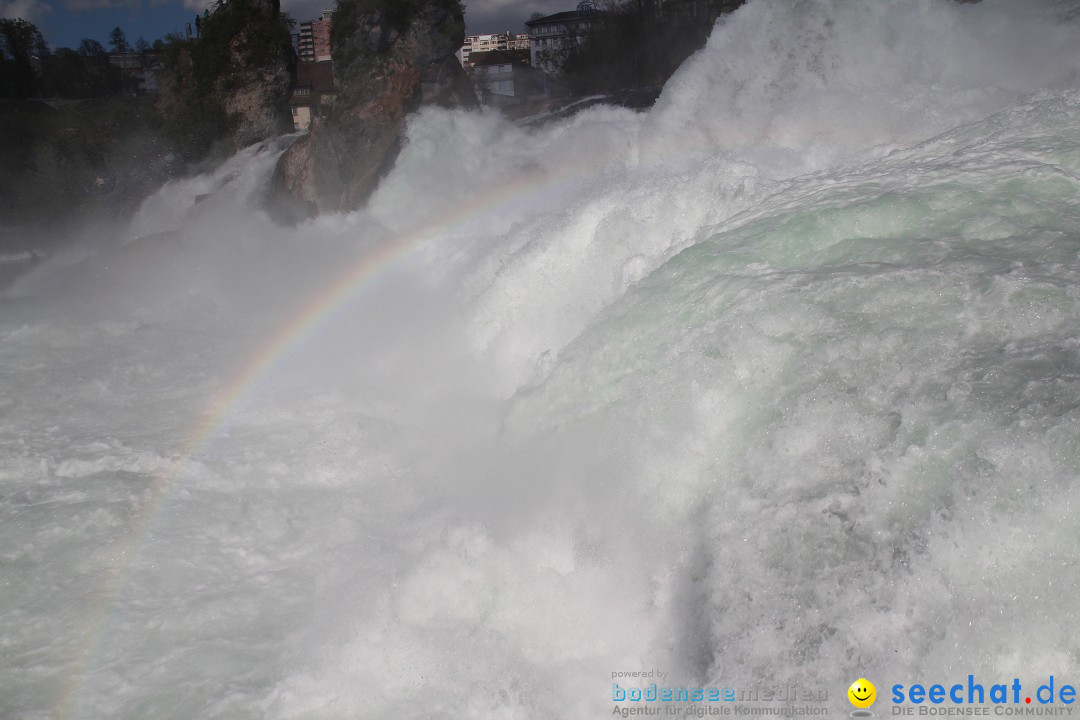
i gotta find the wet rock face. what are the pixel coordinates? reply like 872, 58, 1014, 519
218, 35, 296, 149
271, 0, 476, 221
0, 99, 183, 232
157, 0, 296, 161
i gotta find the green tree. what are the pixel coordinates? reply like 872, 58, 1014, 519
159, 0, 296, 160
109, 26, 129, 54
43, 47, 93, 97
0, 18, 44, 98
0, 42, 8, 97
77, 38, 121, 95
79, 38, 107, 58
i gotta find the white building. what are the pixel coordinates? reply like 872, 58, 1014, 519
524, 2, 604, 76
457, 31, 531, 69
470, 49, 548, 107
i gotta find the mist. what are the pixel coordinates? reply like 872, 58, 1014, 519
4, 1, 1080, 718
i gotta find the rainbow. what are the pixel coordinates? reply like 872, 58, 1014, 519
52, 152, 610, 718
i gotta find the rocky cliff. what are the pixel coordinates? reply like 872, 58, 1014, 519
157, 0, 296, 161
271, 0, 476, 220
0, 98, 180, 232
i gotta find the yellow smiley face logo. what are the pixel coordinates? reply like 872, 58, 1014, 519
848, 678, 877, 708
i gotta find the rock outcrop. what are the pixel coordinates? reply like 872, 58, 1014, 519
0, 98, 180, 231
271, 0, 476, 220
157, 0, 296, 160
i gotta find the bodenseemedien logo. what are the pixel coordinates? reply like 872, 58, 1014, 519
608, 674, 830, 717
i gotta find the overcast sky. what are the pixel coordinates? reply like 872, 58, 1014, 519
459, 0, 569, 34
0, 0, 574, 53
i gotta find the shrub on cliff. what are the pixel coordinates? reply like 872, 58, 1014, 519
189, 0, 294, 92
0, 18, 46, 99
329, 0, 464, 82
159, 0, 295, 161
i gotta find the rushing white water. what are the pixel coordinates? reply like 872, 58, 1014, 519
4, 1, 1080, 718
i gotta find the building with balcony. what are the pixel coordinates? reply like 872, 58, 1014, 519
296, 10, 333, 63
457, 32, 530, 70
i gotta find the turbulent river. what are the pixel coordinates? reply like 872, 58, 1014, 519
4, 1, 1080, 718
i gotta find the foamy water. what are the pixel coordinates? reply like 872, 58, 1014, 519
3, 1, 1080, 718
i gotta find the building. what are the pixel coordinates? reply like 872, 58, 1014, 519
296, 10, 333, 63
107, 53, 142, 71
107, 51, 165, 95
457, 32, 530, 70
133, 64, 162, 95
312, 10, 333, 62
525, 2, 604, 75
290, 60, 337, 131
295, 25, 312, 61
469, 49, 548, 107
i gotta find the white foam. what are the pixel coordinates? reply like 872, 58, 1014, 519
4, 2, 1080, 718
